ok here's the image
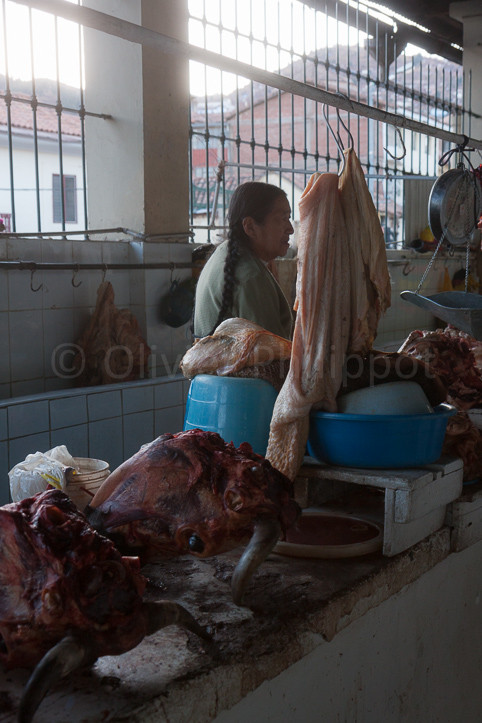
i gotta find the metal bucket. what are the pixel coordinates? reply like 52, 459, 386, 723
66, 457, 110, 510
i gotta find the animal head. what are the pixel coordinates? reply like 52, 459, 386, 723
86, 429, 300, 602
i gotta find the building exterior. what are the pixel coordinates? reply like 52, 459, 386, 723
0, 88, 84, 234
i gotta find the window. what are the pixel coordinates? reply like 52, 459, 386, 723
52, 174, 77, 224
0, 213, 12, 232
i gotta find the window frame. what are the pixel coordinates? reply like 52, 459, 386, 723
52, 174, 78, 225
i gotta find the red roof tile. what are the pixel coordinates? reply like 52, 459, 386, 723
0, 93, 81, 137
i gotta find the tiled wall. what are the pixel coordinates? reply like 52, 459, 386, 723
374, 251, 467, 349
0, 375, 190, 506
0, 236, 194, 399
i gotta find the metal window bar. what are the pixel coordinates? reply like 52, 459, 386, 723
4, 0, 479, 250
188, 0, 475, 249
0, 0, 110, 235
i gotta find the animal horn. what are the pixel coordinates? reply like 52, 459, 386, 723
231, 518, 281, 605
143, 600, 211, 641
18, 636, 95, 723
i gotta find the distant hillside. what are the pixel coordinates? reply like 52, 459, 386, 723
0, 75, 82, 109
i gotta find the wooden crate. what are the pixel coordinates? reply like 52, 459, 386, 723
294, 456, 463, 556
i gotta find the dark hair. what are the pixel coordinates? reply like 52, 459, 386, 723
211, 181, 287, 332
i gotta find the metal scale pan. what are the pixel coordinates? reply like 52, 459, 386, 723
400, 290, 482, 340
401, 166, 482, 340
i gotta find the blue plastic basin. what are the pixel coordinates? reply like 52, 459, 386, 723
183, 374, 278, 456
307, 403, 457, 468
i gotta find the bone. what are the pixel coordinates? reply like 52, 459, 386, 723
18, 635, 95, 723
231, 518, 282, 605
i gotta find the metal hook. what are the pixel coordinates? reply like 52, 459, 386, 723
30, 269, 43, 292
384, 126, 406, 160
322, 104, 346, 176
335, 108, 354, 152
402, 262, 415, 276
71, 265, 82, 288
102, 264, 108, 283
169, 261, 175, 285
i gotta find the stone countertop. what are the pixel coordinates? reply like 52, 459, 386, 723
0, 526, 451, 723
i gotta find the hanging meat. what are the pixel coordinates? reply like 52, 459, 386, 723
399, 326, 482, 481
73, 281, 151, 386
266, 152, 392, 481
398, 327, 482, 409
86, 429, 300, 604
180, 317, 292, 390
0, 489, 208, 722
339, 148, 392, 353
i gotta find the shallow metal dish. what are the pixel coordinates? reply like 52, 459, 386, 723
400, 290, 482, 340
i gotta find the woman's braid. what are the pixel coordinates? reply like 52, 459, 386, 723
211, 227, 241, 332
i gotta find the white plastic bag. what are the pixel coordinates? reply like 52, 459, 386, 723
8, 445, 77, 503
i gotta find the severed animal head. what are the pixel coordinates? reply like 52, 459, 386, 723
0, 489, 209, 722
85, 429, 300, 603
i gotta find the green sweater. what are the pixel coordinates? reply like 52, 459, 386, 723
193, 241, 293, 339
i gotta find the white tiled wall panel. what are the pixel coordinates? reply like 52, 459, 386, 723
0, 376, 187, 505
0, 237, 194, 399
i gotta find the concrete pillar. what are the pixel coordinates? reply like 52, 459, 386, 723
450, 1, 482, 142
83, 0, 190, 236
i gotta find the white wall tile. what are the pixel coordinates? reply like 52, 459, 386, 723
8, 269, 44, 310
50, 424, 88, 457
8, 399, 49, 438
0, 270, 8, 310
145, 267, 171, 302
10, 310, 44, 381
0, 441, 10, 504
128, 241, 144, 263
72, 269, 104, 308
72, 240, 103, 264
43, 308, 75, 381
0, 408, 7, 440
88, 417, 123, 470
87, 390, 122, 421
10, 379, 46, 397
8, 431, 51, 469
41, 239, 73, 263
102, 241, 130, 264
123, 410, 155, 458
0, 312, 10, 386
129, 269, 145, 306
110, 271, 131, 306
168, 242, 192, 263
42, 270, 75, 310
154, 380, 182, 409
154, 405, 184, 436
7, 238, 42, 262
50, 395, 88, 429
122, 384, 154, 414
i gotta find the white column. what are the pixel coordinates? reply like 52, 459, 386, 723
83, 0, 190, 236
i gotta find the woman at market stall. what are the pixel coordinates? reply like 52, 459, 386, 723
193, 181, 295, 339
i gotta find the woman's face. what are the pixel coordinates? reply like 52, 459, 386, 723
243, 195, 294, 262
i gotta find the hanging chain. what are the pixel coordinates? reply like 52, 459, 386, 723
415, 232, 446, 294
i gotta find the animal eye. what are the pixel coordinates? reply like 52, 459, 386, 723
188, 534, 205, 553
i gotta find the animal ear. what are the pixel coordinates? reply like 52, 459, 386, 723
224, 488, 245, 513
